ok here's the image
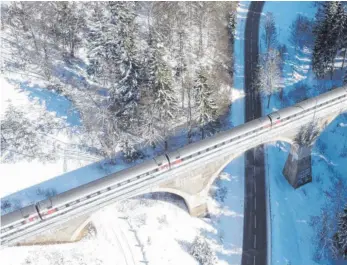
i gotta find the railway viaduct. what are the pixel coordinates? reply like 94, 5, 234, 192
8, 93, 347, 246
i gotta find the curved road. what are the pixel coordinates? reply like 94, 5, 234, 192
241, 2, 266, 265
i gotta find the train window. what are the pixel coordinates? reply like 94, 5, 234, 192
214, 145, 218, 148
176, 156, 180, 159
107, 187, 111, 191
155, 168, 159, 172
65, 203, 70, 207
87, 195, 91, 199
117, 183, 121, 187
137, 175, 141, 179
206, 148, 209, 151
97, 191, 101, 195
146, 172, 150, 176
127, 179, 131, 183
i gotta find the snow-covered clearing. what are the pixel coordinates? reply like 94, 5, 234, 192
260, 2, 347, 265
0, 76, 98, 199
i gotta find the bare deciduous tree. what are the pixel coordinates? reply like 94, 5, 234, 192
256, 49, 282, 108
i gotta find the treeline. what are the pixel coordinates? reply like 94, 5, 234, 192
312, 2, 347, 80
1, 2, 236, 161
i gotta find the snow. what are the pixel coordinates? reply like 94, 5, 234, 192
5, 2, 346, 265
1, 2, 249, 264
260, 2, 347, 265
0, 169, 244, 265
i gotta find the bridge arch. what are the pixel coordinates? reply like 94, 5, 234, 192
135, 187, 191, 213
204, 137, 295, 196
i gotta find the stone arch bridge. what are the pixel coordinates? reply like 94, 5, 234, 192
12, 94, 347, 246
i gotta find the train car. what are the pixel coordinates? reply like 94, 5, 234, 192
37, 155, 170, 220
296, 87, 346, 111
167, 116, 271, 169
2, 155, 170, 237
1, 205, 40, 237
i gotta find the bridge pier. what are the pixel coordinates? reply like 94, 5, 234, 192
189, 203, 208, 217
283, 145, 312, 189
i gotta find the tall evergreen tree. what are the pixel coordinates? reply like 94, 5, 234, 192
140, 33, 179, 150
312, 1, 345, 79
193, 68, 218, 139
85, 2, 142, 158
152, 43, 178, 150
263, 12, 277, 52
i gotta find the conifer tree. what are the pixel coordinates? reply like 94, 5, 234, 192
152, 43, 178, 150
312, 1, 344, 79
193, 68, 218, 139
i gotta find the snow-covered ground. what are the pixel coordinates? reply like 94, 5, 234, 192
259, 2, 347, 265
4, 2, 346, 265
1, 3, 250, 265
0, 76, 99, 199
0, 165, 244, 265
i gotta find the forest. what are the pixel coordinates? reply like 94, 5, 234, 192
1, 1, 237, 161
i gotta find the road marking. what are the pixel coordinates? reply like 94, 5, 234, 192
254, 234, 257, 249
254, 196, 257, 210
253, 255, 256, 265
254, 181, 256, 193
254, 215, 257, 229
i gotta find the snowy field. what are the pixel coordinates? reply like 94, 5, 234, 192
259, 2, 347, 265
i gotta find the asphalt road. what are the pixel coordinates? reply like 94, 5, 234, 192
241, 2, 267, 265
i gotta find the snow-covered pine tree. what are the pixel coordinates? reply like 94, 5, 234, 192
85, 2, 143, 159
190, 235, 217, 265
139, 32, 161, 148
193, 68, 218, 139
152, 42, 179, 151
52, 2, 85, 58
334, 203, 347, 259
312, 1, 344, 79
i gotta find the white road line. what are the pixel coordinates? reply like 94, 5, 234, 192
254, 234, 257, 249
253, 255, 256, 265
254, 181, 256, 193
254, 196, 257, 210
254, 215, 257, 229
